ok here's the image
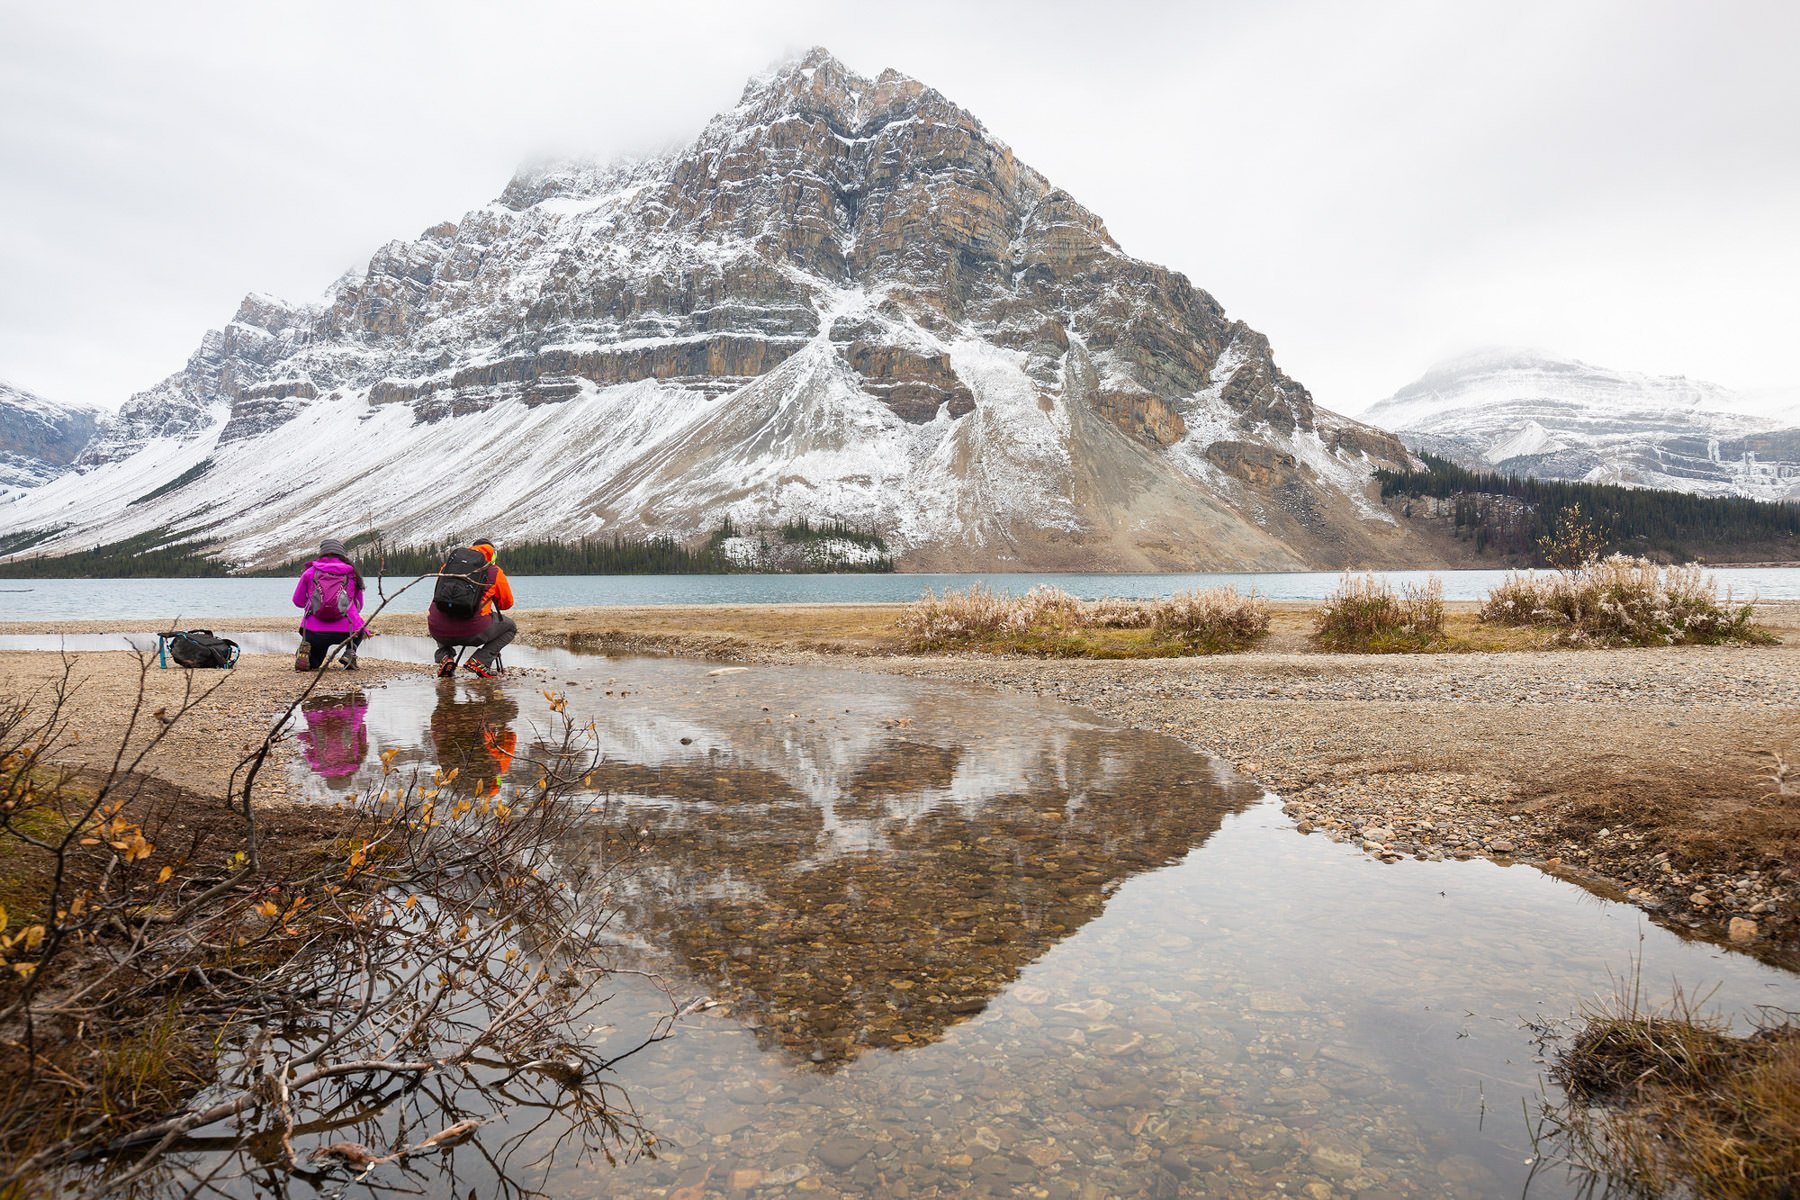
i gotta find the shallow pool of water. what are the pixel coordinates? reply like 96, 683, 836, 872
235, 657, 1800, 1199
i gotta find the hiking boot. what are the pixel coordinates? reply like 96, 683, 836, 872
341, 647, 359, 671
464, 658, 502, 680
436, 657, 457, 679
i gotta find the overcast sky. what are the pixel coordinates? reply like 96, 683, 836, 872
3, 0, 1797, 418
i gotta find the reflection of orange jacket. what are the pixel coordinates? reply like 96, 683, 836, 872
476, 726, 516, 797
471, 543, 514, 617
482, 726, 517, 775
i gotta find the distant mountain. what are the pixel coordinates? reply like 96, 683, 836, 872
1729, 386, 1800, 425
1360, 349, 1800, 502
3, 48, 1429, 572
0, 380, 98, 494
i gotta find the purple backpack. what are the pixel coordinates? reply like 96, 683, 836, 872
306, 568, 351, 623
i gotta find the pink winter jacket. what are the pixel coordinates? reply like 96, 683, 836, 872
293, 557, 367, 634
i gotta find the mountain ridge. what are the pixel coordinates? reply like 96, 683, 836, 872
1361, 348, 1799, 502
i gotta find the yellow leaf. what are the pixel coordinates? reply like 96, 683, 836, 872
157, 865, 173, 884
254, 900, 280, 919
404, 895, 418, 910
0, 904, 8, 935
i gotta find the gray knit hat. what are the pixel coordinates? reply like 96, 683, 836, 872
319, 537, 349, 559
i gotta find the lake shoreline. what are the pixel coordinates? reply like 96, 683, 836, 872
5, 598, 1796, 960
3, 564, 1799, 623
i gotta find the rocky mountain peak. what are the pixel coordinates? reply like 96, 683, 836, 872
734, 47, 936, 134
231, 292, 305, 334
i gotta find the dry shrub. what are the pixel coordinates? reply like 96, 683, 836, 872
0, 669, 658, 1198
898, 584, 1268, 654
1541, 990, 1800, 1200
1149, 588, 1271, 651
897, 583, 1024, 647
1016, 584, 1084, 632
1480, 556, 1766, 647
1312, 574, 1445, 652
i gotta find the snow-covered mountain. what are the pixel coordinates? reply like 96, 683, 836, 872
2, 48, 1428, 572
1361, 349, 1800, 501
0, 380, 97, 496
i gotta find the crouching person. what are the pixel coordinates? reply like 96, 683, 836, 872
294, 537, 368, 670
429, 537, 516, 679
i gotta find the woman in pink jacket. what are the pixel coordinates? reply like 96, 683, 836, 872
292, 537, 368, 670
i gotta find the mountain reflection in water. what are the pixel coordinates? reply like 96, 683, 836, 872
593, 727, 1250, 1066
315, 663, 1257, 1069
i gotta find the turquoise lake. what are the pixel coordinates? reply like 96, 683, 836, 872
3, 566, 1797, 622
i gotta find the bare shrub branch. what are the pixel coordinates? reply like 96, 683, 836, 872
0, 616, 674, 1197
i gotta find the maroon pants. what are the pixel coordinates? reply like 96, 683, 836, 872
427, 610, 516, 668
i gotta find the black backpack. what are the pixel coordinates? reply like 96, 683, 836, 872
433, 548, 493, 620
164, 630, 239, 669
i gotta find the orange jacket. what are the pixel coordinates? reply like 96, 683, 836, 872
471, 543, 514, 616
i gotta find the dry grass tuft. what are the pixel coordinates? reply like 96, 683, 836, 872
897, 584, 1269, 656
1540, 987, 1800, 1200
1149, 588, 1272, 651
1311, 574, 1445, 652
1480, 556, 1768, 647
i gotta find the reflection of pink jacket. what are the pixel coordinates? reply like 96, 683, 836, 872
293, 557, 367, 634
298, 698, 369, 780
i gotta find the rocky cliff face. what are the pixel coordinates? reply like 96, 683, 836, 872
1362, 349, 1800, 502
0, 380, 97, 493
7, 49, 1427, 570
